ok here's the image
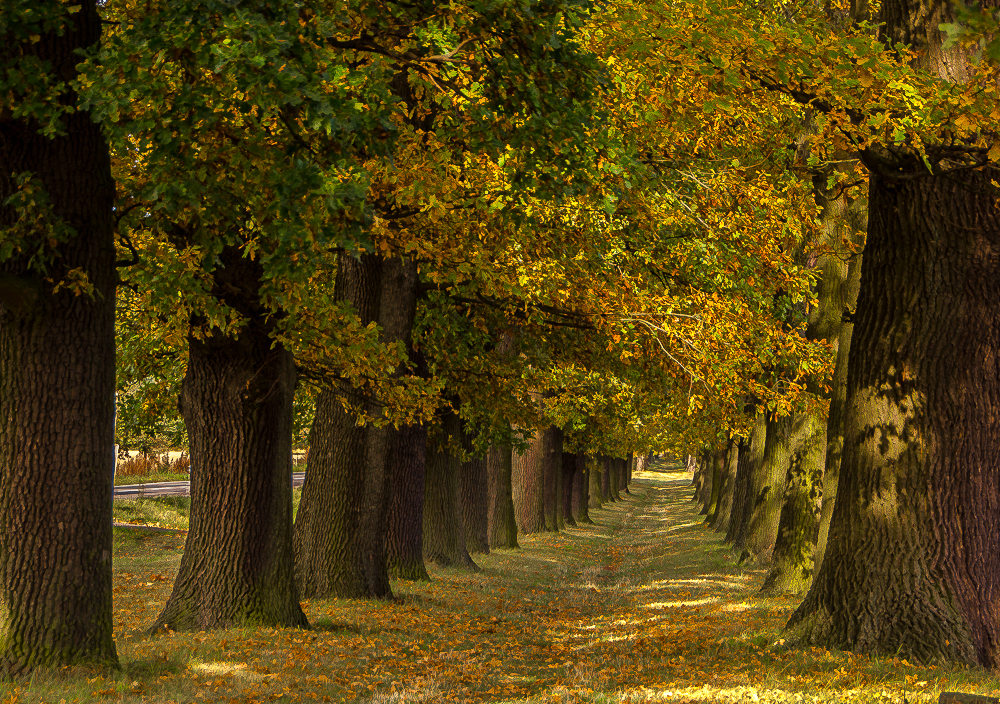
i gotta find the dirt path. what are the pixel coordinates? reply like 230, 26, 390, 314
91, 468, 993, 704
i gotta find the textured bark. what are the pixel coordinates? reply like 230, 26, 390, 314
712, 440, 738, 533
512, 430, 547, 533
294, 255, 380, 598
602, 457, 618, 502
486, 443, 519, 548
357, 257, 420, 597
815, 250, 863, 571
589, 457, 605, 507
737, 414, 793, 562
788, 153, 1000, 666
422, 413, 477, 569
542, 428, 563, 531
560, 452, 578, 527
707, 444, 733, 529
459, 455, 490, 554
295, 255, 418, 598
572, 455, 592, 523
761, 413, 826, 594
725, 413, 767, 547
705, 449, 724, 521
0, 1, 119, 674
386, 424, 429, 580
154, 317, 306, 631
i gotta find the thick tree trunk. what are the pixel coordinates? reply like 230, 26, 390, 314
815, 250, 863, 571
294, 255, 380, 598
460, 456, 490, 554
589, 457, 605, 508
155, 305, 306, 631
423, 413, 477, 569
386, 424, 429, 580
0, 1, 119, 674
705, 449, 724, 522
603, 457, 618, 502
787, 165, 1000, 666
512, 430, 547, 533
561, 452, 578, 527
737, 414, 793, 562
761, 413, 826, 594
725, 412, 767, 547
543, 428, 563, 531
572, 455, 592, 523
487, 443, 519, 548
356, 257, 419, 597
712, 440, 738, 533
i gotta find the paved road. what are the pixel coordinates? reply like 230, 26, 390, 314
114, 471, 306, 499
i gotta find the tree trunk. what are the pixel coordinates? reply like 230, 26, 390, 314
705, 449, 724, 522
294, 255, 380, 598
487, 443, 519, 548
737, 414, 793, 562
460, 456, 490, 554
787, 164, 1000, 666
512, 430, 547, 533
761, 413, 826, 594
356, 256, 419, 597
815, 250, 863, 571
543, 428, 563, 530
0, 1, 119, 674
589, 456, 605, 508
725, 413, 767, 547
386, 424, 429, 580
561, 452, 578, 527
423, 412, 477, 569
712, 440, 738, 533
154, 279, 306, 630
572, 455, 592, 523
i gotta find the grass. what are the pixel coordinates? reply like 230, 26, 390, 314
5, 465, 1000, 703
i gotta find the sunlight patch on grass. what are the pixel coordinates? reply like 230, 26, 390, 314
644, 596, 720, 609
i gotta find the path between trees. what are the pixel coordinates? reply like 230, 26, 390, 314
99, 469, 973, 704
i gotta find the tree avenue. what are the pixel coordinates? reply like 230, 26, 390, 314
4, 0, 999, 679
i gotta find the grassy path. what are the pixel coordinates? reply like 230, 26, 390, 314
10, 468, 1000, 703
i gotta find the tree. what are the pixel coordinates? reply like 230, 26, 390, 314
0, 0, 119, 675
786, 0, 1000, 665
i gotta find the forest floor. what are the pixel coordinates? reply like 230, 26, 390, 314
9, 464, 1000, 703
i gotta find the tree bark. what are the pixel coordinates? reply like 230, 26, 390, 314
572, 454, 592, 523
294, 255, 380, 598
0, 1, 119, 673
561, 451, 578, 527
761, 413, 826, 594
423, 412, 477, 569
543, 428, 563, 531
737, 414, 793, 562
725, 413, 767, 547
386, 424, 429, 580
154, 247, 306, 632
460, 455, 490, 554
787, 163, 1000, 666
589, 456, 605, 508
815, 250, 863, 571
712, 440, 738, 533
512, 430, 547, 533
486, 442, 519, 548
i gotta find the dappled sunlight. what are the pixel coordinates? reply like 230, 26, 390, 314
79, 470, 1000, 703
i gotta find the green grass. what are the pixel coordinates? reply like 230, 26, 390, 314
114, 471, 189, 485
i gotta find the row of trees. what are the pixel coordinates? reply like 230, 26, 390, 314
4, 0, 1000, 678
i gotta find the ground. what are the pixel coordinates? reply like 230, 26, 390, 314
8, 466, 1000, 703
